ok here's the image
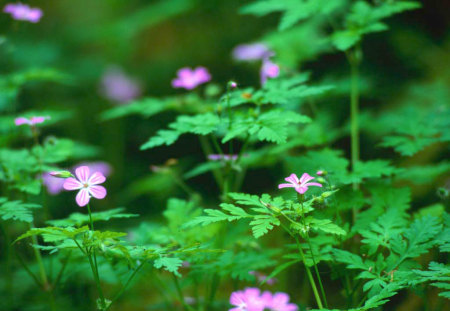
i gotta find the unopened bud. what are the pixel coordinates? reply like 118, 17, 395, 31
321, 191, 334, 198
317, 177, 326, 183
229, 81, 237, 88
49, 170, 73, 178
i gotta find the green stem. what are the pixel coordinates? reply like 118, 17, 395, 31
294, 236, 324, 309
105, 261, 146, 310
297, 194, 328, 308
53, 250, 72, 289
280, 222, 323, 309
172, 274, 196, 311
0, 222, 13, 306
86, 203, 107, 310
199, 136, 223, 190
15, 251, 43, 288
29, 223, 49, 288
350, 48, 360, 191
206, 273, 220, 310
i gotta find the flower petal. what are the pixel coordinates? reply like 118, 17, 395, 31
14, 117, 30, 126
75, 166, 90, 183
76, 189, 90, 207
88, 185, 107, 199
63, 177, 83, 190
305, 182, 322, 188
299, 173, 314, 184
285, 173, 299, 184
88, 172, 106, 185
295, 186, 308, 194
278, 183, 295, 189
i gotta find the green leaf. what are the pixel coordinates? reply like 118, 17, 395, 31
154, 257, 183, 277
250, 215, 280, 238
47, 208, 138, 227
0, 198, 41, 223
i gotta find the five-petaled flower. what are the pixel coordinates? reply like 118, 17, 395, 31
63, 166, 107, 207
15, 116, 49, 126
278, 173, 322, 194
3, 3, 43, 23
171, 67, 211, 90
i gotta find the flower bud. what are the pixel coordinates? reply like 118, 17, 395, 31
321, 191, 334, 198
49, 170, 73, 178
317, 177, 326, 183
229, 81, 237, 88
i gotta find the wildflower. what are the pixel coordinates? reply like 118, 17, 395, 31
232, 43, 272, 61
171, 67, 211, 90
229, 288, 267, 311
278, 173, 322, 194
14, 116, 49, 126
3, 3, 42, 23
63, 166, 107, 207
208, 154, 238, 161
316, 170, 323, 175
100, 66, 141, 104
230, 81, 238, 88
42, 172, 66, 195
260, 59, 280, 85
266, 292, 298, 311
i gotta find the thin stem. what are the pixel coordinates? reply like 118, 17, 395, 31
105, 261, 147, 310
15, 251, 43, 288
280, 222, 323, 309
29, 223, 49, 288
86, 203, 107, 310
350, 47, 361, 191
294, 236, 324, 309
297, 194, 328, 308
206, 273, 220, 311
199, 136, 223, 190
53, 250, 72, 289
172, 274, 196, 311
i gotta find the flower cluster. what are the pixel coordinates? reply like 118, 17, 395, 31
230, 288, 298, 311
171, 66, 211, 90
100, 66, 142, 104
232, 43, 280, 85
3, 3, 43, 23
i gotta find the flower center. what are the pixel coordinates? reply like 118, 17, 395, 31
83, 183, 89, 188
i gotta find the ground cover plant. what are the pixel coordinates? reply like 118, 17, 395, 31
0, 0, 449, 310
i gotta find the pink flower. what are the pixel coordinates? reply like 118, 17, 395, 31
260, 59, 280, 85
171, 67, 211, 90
3, 3, 42, 23
229, 288, 268, 311
100, 66, 141, 104
316, 170, 323, 175
278, 173, 322, 194
14, 116, 49, 126
63, 166, 107, 207
266, 292, 298, 311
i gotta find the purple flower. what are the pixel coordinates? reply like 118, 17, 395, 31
208, 154, 238, 161
15, 116, 49, 126
260, 59, 280, 85
229, 288, 268, 311
74, 162, 112, 177
266, 292, 298, 311
63, 166, 107, 207
171, 67, 211, 90
278, 173, 322, 194
42, 172, 66, 195
232, 43, 272, 61
3, 3, 42, 23
100, 67, 141, 104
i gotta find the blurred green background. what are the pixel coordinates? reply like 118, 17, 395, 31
0, 0, 449, 310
